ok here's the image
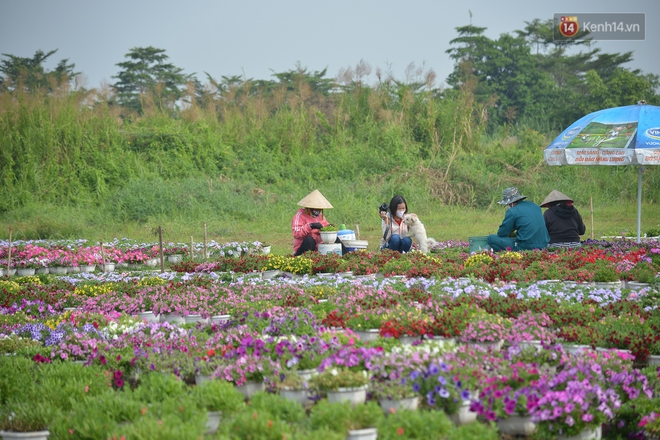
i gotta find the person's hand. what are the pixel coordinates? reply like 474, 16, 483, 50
309, 222, 323, 230
379, 211, 387, 220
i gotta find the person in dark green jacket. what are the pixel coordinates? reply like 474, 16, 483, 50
487, 187, 550, 252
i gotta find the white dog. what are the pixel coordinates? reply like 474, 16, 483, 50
403, 214, 437, 253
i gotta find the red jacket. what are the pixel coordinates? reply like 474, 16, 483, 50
292, 208, 329, 254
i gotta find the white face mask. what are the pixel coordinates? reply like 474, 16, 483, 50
396, 210, 405, 219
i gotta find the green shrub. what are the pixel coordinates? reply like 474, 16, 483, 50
132, 372, 187, 403
377, 409, 453, 439
192, 379, 245, 414
248, 392, 306, 424
310, 400, 382, 432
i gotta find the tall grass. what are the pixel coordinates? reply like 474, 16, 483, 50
1, 77, 658, 251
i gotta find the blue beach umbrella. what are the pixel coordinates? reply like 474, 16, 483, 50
544, 102, 660, 242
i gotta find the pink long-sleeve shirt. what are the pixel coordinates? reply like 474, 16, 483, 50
291, 208, 329, 254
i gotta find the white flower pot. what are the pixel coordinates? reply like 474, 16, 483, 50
159, 314, 184, 325
195, 374, 211, 385
168, 254, 183, 263
211, 315, 231, 324
99, 263, 115, 273
68, 266, 81, 273
558, 426, 602, 440
563, 344, 591, 356
346, 427, 378, 440
355, 274, 377, 281
626, 281, 650, 290
648, 354, 660, 366
35, 268, 49, 275
593, 281, 621, 289
355, 329, 380, 342
320, 231, 338, 244
280, 388, 310, 406
261, 246, 271, 255
297, 369, 318, 381
327, 385, 367, 406
0, 268, 5, 276
497, 414, 536, 436
184, 314, 207, 324
206, 410, 222, 435
0, 431, 51, 440
467, 340, 504, 351
137, 311, 158, 323
78, 265, 95, 273
262, 270, 281, 280
16, 268, 36, 276
519, 340, 543, 352
448, 400, 477, 425
6, 269, 16, 276
127, 263, 142, 270
235, 381, 265, 399
50, 266, 67, 275
379, 396, 419, 414
144, 258, 159, 267
398, 335, 420, 345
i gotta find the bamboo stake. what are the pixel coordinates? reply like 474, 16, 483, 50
590, 196, 594, 240
190, 236, 194, 261
203, 223, 208, 259
355, 222, 360, 240
7, 228, 12, 275
100, 241, 106, 273
158, 226, 164, 273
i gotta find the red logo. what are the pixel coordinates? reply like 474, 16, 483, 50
559, 16, 579, 37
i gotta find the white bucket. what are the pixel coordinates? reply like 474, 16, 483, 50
318, 243, 342, 255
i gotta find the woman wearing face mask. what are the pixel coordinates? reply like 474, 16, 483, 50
292, 189, 333, 256
379, 195, 412, 253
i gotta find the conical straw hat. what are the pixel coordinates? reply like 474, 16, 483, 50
297, 189, 333, 209
540, 190, 573, 208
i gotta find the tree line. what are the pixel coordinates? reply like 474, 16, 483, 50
1, 19, 658, 132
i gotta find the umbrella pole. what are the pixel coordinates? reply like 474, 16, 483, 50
637, 165, 643, 244
590, 196, 594, 240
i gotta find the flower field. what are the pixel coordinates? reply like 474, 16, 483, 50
1, 238, 660, 439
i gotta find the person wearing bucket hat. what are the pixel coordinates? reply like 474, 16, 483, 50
487, 187, 549, 252
292, 189, 343, 256
540, 190, 586, 248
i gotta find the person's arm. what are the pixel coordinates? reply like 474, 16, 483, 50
381, 216, 391, 242
576, 210, 586, 235
292, 211, 313, 240
497, 209, 516, 238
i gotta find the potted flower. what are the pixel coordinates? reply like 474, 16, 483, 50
309, 367, 370, 405
593, 264, 621, 287
275, 370, 311, 407
460, 312, 512, 350
192, 380, 245, 434
310, 400, 383, 440
371, 380, 419, 414
320, 226, 339, 244
345, 312, 383, 341
0, 400, 54, 440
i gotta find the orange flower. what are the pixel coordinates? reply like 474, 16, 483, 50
267, 420, 273, 429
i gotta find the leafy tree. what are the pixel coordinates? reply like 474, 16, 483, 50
112, 46, 191, 113
0, 49, 78, 92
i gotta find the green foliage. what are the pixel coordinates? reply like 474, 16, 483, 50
0, 400, 56, 432
132, 372, 187, 403
192, 379, 245, 413
377, 408, 454, 439
112, 46, 191, 114
0, 49, 78, 92
310, 400, 383, 432
248, 391, 307, 424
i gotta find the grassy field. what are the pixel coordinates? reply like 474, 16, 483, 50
2, 201, 657, 256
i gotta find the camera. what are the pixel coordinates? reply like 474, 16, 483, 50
379, 203, 389, 213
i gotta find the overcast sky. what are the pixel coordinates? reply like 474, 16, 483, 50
0, 0, 657, 90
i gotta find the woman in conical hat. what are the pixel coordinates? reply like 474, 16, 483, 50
540, 190, 586, 248
292, 190, 333, 256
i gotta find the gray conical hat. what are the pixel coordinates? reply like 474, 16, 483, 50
297, 189, 333, 209
540, 190, 573, 208
498, 187, 528, 205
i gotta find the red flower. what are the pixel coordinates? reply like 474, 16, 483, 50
207, 349, 216, 357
